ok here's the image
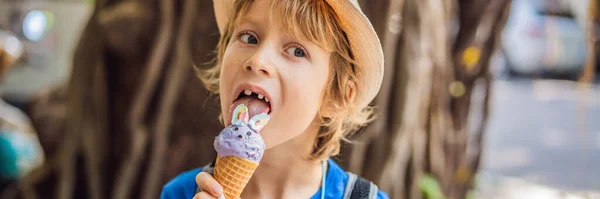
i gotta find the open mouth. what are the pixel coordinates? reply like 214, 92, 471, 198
230, 88, 272, 120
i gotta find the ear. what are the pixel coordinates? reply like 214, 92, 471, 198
231, 104, 249, 125
248, 113, 271, 132
346, 80, 357, 103
320, 80, 357, 118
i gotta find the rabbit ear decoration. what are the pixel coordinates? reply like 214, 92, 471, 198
231, 104, 249, 126
248, 113, 270, 132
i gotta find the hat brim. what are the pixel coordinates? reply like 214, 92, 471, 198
213, 0, 384, 108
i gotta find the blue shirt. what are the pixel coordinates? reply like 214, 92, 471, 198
160, 159, 389, 199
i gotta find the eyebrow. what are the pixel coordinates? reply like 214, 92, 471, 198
238, 16, 266, 32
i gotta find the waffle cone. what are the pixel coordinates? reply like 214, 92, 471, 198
213, 156, 259, 199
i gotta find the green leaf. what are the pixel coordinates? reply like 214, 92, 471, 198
420, 174, 446, 199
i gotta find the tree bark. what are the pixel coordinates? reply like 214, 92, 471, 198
341, 0, 512, 198
14, 1, 221, 198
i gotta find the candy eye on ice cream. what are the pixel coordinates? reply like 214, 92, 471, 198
214, 104, 268, 162
213, 103, 270, 199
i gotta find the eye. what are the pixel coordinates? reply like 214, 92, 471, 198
237, 135, 242, 139
239, 32, 258, 44
286, 46, 306, 58
246, 132, 252, 136
234, 127, 239, 131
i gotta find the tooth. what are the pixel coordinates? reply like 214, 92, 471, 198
258, 94, 264, 99
265, 98, 269, 103
244, 90, 252, 95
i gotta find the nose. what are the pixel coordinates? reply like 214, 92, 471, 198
244, 46, 275, 77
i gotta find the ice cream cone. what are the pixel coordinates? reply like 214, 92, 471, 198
213, 156, 259, 199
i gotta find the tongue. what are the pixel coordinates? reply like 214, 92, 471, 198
229, 96, 270, 120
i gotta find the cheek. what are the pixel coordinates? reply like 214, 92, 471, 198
285, 82, 323, 119
219, 48, 246, 118
261, 67, 330, 148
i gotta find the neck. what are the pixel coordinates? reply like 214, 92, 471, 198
242, 121, 325, 199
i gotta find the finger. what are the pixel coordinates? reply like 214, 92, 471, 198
193, 191, 217, 199
195, 172, 223, 197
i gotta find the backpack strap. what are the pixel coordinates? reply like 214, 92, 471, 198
344, 172, 379, 199
342, 172, 358, 199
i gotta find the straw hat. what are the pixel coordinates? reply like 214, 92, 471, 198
213, 0, 384, 109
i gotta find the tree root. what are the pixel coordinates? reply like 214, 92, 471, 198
111, 0, 174, 198
141, 0, 198, 197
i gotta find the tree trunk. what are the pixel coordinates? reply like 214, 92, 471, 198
12, 0, 222, 198
340, 0, 512, 198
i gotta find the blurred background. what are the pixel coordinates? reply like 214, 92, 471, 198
0, 0, 598, 198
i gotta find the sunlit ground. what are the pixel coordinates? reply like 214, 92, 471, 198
475, 54, 600, 198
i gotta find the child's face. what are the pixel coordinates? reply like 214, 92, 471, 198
219, 0, 332, 149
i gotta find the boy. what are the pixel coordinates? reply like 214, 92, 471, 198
161, 0, 386, 198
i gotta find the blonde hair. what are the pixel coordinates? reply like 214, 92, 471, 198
198, 0, 375, 160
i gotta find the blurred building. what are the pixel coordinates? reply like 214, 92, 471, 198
0, 0, 91, 105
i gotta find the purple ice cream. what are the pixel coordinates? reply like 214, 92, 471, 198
214, 124, 266, 162
214, 104, 269, 163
